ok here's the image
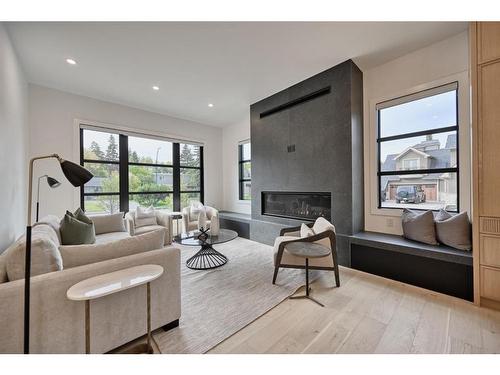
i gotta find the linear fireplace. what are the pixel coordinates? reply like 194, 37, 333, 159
262, 191, 331, 221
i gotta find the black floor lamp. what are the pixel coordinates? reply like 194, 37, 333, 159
24, 154, 93, 354
36, 175, 61, 222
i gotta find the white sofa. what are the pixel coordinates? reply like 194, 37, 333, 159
125, 209, 172, 245
0, 213, 181, 353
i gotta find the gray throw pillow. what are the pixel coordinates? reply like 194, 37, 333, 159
60, 210, 96, 245
434, 210, 472, 251
401, 209, 438, 245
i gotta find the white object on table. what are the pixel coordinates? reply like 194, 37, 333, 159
67, 264, 164, 354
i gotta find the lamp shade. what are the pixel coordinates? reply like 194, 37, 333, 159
59, 159, 93, 187
46, 176, 61, 188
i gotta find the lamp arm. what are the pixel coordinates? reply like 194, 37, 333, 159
27, 154, 60, 225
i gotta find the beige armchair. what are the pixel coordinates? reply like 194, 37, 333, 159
182, 203, 219, 233
125, 209, 172, 245
272, 219, 340, 287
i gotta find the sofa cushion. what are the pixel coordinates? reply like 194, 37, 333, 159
3, 226, 64, 281
59, 229, 165, 269
435, 210, 472, 251
60, 211, 96, 245
94, 231, 131, 244
401, 209, 438, 245
91, 213, 126, 235
135, 206, 158, 228
0, 255, 7, 283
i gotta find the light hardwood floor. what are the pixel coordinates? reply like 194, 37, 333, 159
207, 266, 500, 354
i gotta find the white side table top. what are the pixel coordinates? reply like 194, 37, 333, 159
67, 265, 164, 301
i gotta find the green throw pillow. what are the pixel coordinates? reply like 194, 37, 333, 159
60, 208, 96, 245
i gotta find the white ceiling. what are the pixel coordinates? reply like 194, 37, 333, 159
7, 22, 467, 127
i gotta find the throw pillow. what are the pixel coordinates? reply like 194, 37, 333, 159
300, 223, 315, 238
60, 211, 96, 245
135, 205, 157, 228
59, 229, 165, 269
190, 201, 204, 221
91, 212, 126, 235
198, 208, 208, 230
434, 209, 472, 251
312, 217, 336, 234
401, 209, 438, 245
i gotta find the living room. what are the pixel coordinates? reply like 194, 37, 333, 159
1, 1, 500, 373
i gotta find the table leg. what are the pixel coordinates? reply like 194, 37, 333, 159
305, 258, 309, 297
147, 282, 152, 353
85, 300, 90, 354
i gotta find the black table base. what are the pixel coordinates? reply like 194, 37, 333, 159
289, 258, 324, 307
186, 244, 228, 270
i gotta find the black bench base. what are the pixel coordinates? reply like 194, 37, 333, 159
350, 233, 473, 301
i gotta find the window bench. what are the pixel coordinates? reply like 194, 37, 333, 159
350, 231, 473, 301
219, 211, 251, 239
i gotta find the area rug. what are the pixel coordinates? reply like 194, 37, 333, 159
153, 237, 311, 353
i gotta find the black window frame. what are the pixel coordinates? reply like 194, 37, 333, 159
376, 82, 460, 212
238, 141, 251, 201
80, 127, 204, 214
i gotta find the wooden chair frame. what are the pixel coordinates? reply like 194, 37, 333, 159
273, 222, 340, 287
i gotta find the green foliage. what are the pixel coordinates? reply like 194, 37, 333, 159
84, 135, 201, 213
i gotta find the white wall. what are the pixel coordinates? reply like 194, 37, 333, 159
28, 84, 223, 218
0, 24, 28, 252
222, 113, 251, 214
363, 31, 470, 235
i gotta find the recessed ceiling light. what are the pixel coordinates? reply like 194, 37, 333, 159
152, 86, 160, 91
66, 58, 77, 65
208, 103, 214, 108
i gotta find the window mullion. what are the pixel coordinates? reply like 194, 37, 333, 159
119, 134, 129, 213
173, 143, 181, 211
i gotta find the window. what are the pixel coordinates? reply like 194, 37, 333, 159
377, 82, 459, 212
238, 141, 251, 200
81, 127, 203, 214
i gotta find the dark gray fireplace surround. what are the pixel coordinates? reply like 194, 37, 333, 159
249, 60, 364, 266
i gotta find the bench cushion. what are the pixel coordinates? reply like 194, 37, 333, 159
350, 231, 472, 266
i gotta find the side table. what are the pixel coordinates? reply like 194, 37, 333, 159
67, 264, 164, 354
285, 242, 331, 307
170, 211, 183, 236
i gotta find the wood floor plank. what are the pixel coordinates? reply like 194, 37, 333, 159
205, 267, 500, 355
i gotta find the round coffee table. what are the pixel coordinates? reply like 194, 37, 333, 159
174, 229, 238, 270
285, 242, 331, 307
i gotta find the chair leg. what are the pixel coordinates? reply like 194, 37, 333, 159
272, 267, 279, 284
331, 250, 340, 287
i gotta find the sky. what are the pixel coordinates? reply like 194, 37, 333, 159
379, 89, 457, 161
84, 129, 179, 163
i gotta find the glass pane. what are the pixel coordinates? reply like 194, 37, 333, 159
241, 142, 251, 161
380, 131, 457, 172
128, 136, 173, 165
380, 172, 457, 212
181, 192, 201, 210
241, 181, 251, 200
180, 143, 201, 167
83, 162, 119, 193
84, 195, 120, 215
379, 90, 457, 138
129, 165, 173, 192
83, 129, 120, 162
180, 168, 201, 191
129, 193, 173, 211
241, 161, 251, 179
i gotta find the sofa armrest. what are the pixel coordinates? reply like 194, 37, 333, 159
0, 247, 181, 353
155, 211, 172, 245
